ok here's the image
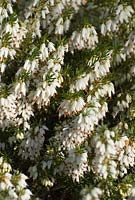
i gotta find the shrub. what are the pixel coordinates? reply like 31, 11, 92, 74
0, 0, 135, 199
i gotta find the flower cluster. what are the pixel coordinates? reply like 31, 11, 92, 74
69, 26, 98, 52
101, 4, 134, 36
0, 157, 32, 200
81, 186, 102, 200
91, 128, 135, 180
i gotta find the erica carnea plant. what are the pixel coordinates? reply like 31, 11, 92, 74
0, 0, 135, 199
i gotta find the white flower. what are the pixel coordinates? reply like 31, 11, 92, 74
24, 60, 31, 71
0, 47, 9, 59
55, 17, 64, 35
21, 82, 27, 96
48, 42, 55, 52
91, 187, 102, 198
17, 174, 28, 189
59, 97, 85, 117
8, 189, 18, 199
64, 19, 70, 32
106, 20, 112, 32
0, 63, 6, 73
70, 74, 89, 92
128, 187, 135, 199
20, 189, 32, 200
0, 181, 6, 190
39, 43, 49, 60
15, 82, 27, 96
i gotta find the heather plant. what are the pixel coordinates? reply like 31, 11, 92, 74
0, 0, 135, 199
